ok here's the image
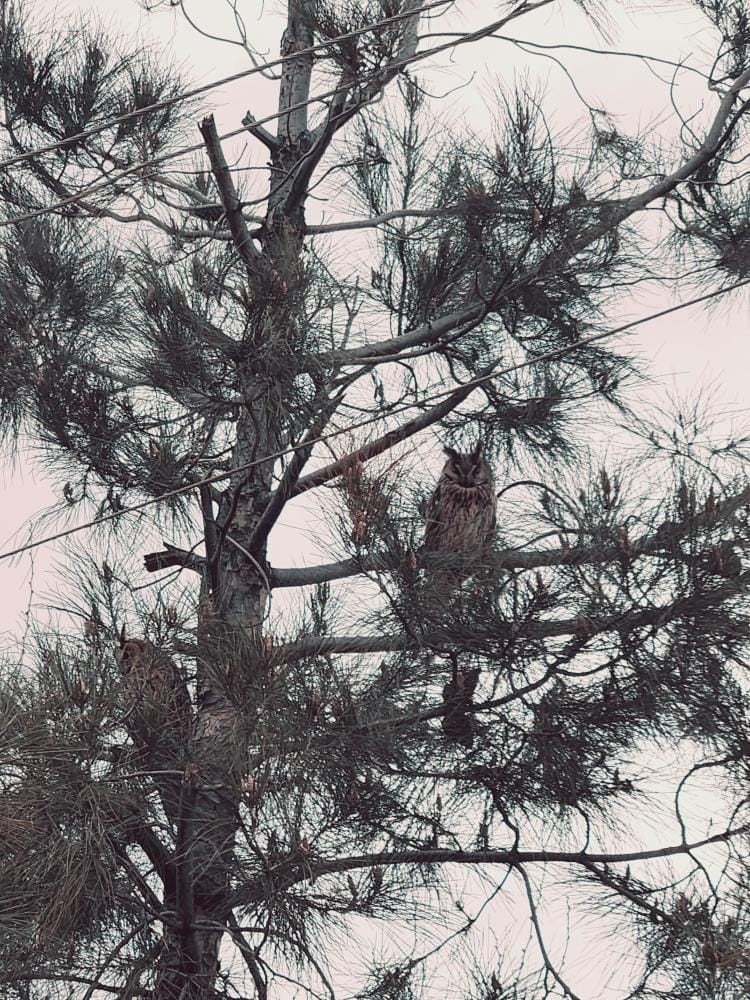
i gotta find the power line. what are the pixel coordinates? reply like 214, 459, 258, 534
0, 0, 453, 173
0, 74, 379, 228
1, 274, 747, 565
0, 3, 543, 229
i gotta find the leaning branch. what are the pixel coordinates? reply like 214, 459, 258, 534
199, 114, 260, 270
249, 398, 342, 553
291, 374, 482, 496
228, 914, 269, 1000
242, 110, 281, 152
322, 301, 487, 367
619, 64, 750, 211
322, 63, 750, 367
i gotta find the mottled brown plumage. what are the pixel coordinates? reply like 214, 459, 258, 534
118, 638, 192, 744
423, 444, 496, 582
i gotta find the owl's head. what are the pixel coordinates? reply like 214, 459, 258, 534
117, 633, 154, 675
442, 444, 491, 487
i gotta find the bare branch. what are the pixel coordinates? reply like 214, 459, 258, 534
228, 914, 269, 1000
235, 824, 750, 900
199, 114, 261, 269
322, 301, 487, 367
515, 862, 584, 1000
292, 375, 481, 496
306, 207, 463, 234
242, 110, 281, 152
249, 398, 342, 554
274, 574, 750, 661
271, 555, 371, 588
143, 543, 206, 575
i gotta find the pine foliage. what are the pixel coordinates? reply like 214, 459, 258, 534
0, 0, 749, 998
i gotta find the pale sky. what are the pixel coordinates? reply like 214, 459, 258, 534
3, 0, 748, 641
0, 3, 747, 996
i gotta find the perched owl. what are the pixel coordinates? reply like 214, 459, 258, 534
423, 444, 496, 582
442, 663, 480, 748
118, 637, 192, 746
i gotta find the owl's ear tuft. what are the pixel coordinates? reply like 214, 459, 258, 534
443, 445, 460, 462
470, 442, 483, 462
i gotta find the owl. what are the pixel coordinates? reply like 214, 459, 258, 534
118, 637, 192, 746
442, 664, 480, 748
423, 444, 496, 582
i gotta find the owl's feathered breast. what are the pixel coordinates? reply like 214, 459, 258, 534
119, 639, 192, 740
425, 480, 496, 552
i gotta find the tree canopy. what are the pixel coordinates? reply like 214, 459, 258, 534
1, 0, 750, 997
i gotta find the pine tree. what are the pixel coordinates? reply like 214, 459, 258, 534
1, 1, 750, 997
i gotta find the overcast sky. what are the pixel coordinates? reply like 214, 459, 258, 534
0, 2, 746, 996
2, 0, 747, 645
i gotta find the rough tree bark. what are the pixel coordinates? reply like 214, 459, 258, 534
153, 6, 425, 993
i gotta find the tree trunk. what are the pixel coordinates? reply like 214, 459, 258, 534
153, 8, 312, 995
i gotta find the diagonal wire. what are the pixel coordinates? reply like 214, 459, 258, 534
0, 0, 453, 172
0, 2, 555, 228
0, 274, 747, 564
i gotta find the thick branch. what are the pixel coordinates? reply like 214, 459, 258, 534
269, 544, 597, 588
270, 543, 606, 588
271, 555, 374, 588
199, 114, 260, 270
174, 783, 199, 970
292, 376, 479, 496
281, 2, 425, 216
200, 485, 220, 593
274, 574, 749, 661
276, 1, 314, 144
